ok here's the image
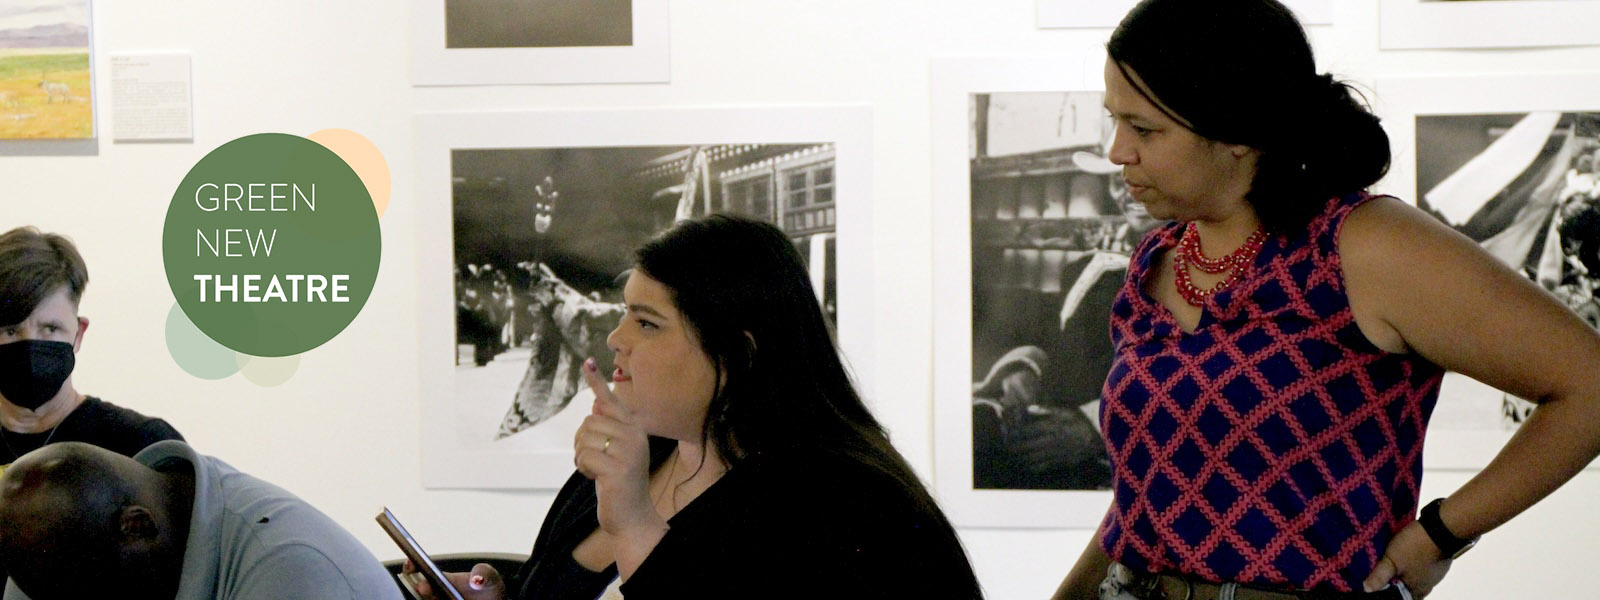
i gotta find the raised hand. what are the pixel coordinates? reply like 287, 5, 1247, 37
574, 356, 668, 578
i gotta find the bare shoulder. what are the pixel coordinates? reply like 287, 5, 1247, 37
1339, 195, 1600, 402
1336, 195, 1470, 354
1338, 195, 1467, 264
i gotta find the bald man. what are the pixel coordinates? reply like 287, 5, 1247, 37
0, 441, 400, 600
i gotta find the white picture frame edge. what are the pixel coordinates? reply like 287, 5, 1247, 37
1037, 0, 1332, 29
1374, 71, 1600, 471
410, 0, 670, 86
931, 55, 1118, 529
1379, 0, 1600, 50
415, 105, 875, 489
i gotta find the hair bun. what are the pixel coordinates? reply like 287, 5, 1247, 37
1311, 73, 1342, 103
1298, 74, 1389, 197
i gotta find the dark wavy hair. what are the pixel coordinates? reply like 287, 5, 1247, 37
633, 215, 978, 592
0, 227, 89, 326
1107, 0, 1390, 234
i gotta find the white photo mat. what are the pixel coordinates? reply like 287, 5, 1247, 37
416, 106, 875, 488
410, 0, 669, 85
932, 56, 1114, 529
1379, 0, 1600, 50
1037, 0, 1331, 29
1374, 72, 1600, 471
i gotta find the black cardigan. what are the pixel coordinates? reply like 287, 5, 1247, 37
511, 438, 983, 599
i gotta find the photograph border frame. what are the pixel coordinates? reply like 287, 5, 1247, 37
1374, 72, 1600, 470
410, 0, 669, 85
931, 56, 1117, 529
1378, 0, 1600, 50
415, 106, 875, 489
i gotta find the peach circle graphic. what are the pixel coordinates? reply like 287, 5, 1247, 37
308, 128, 391, 218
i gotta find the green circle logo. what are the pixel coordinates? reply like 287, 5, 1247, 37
163, 133, 380, 357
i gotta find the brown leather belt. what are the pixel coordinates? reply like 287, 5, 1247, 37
1128, 571, 1409, 600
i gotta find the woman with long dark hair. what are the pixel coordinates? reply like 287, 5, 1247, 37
1050, 1, 1600, 598
419, 215, 982, 599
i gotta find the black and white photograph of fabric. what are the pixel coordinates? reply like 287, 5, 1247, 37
450, 144, 840, 442
968, 92, 1155, 491
445, 0, 633, 48
1415, 111, 1600, 427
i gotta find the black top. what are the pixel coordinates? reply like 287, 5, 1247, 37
0, 396, 184, 464
513, 438, 983, 599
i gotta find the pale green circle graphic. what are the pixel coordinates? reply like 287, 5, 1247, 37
163, 133, 381, 357
236, 353, 300, 387
165, 303, 245, 380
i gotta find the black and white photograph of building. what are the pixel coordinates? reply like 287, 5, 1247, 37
1416, 111, 1600, 428
445, 0, 632, 48
451, 144, 840, 445
968, 92, 1152, 491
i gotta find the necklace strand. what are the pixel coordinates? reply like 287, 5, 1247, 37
0, 418, 65, 462
1173, 223, 1266, 307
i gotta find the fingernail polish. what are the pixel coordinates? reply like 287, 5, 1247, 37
585, 357, 596, 371
471, 574, 485, 590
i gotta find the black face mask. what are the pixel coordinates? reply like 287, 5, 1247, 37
0, 340, 75, 411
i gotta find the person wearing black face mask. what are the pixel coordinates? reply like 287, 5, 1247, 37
0, 227, 183, 471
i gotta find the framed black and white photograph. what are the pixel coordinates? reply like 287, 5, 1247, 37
416, 107, 873, 488
1037, 0, 1330, 29
933, 58, 1120, 528
1379, 0, 1600, 49
410, 0, 669, 85
1377, 73, 1600, 469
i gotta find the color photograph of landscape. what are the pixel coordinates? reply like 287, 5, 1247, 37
0, 0, 92, 139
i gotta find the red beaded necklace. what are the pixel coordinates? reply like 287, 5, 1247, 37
1173, 222, 1265, 307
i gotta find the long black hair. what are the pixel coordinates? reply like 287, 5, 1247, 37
634, 215, 977, 589
637, 215, 899, 466
1107, 0, 1390, 234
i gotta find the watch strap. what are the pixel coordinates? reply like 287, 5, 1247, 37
1418, 498, 1476, 558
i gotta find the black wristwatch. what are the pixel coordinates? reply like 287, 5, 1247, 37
1418, 498, 1478, 559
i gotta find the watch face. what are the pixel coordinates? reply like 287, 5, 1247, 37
1451, 537, 1479, 559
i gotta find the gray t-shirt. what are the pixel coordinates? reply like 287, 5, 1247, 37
5, 440, 401, 600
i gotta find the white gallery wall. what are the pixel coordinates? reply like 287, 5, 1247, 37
2, 1, 1597, 598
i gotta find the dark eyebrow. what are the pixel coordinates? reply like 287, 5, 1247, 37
1104, 103, 1147, 123
628, 303, 670, 321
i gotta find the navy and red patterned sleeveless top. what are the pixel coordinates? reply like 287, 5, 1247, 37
1098, 193, 1445, 592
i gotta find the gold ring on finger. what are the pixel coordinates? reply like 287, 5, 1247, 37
602, 436, 612, 453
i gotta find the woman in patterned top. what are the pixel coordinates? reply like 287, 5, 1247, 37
1050, 1, 1600, 599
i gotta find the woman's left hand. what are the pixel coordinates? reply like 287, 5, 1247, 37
574, 356, 668, 578
1362, 521, 1452, 598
